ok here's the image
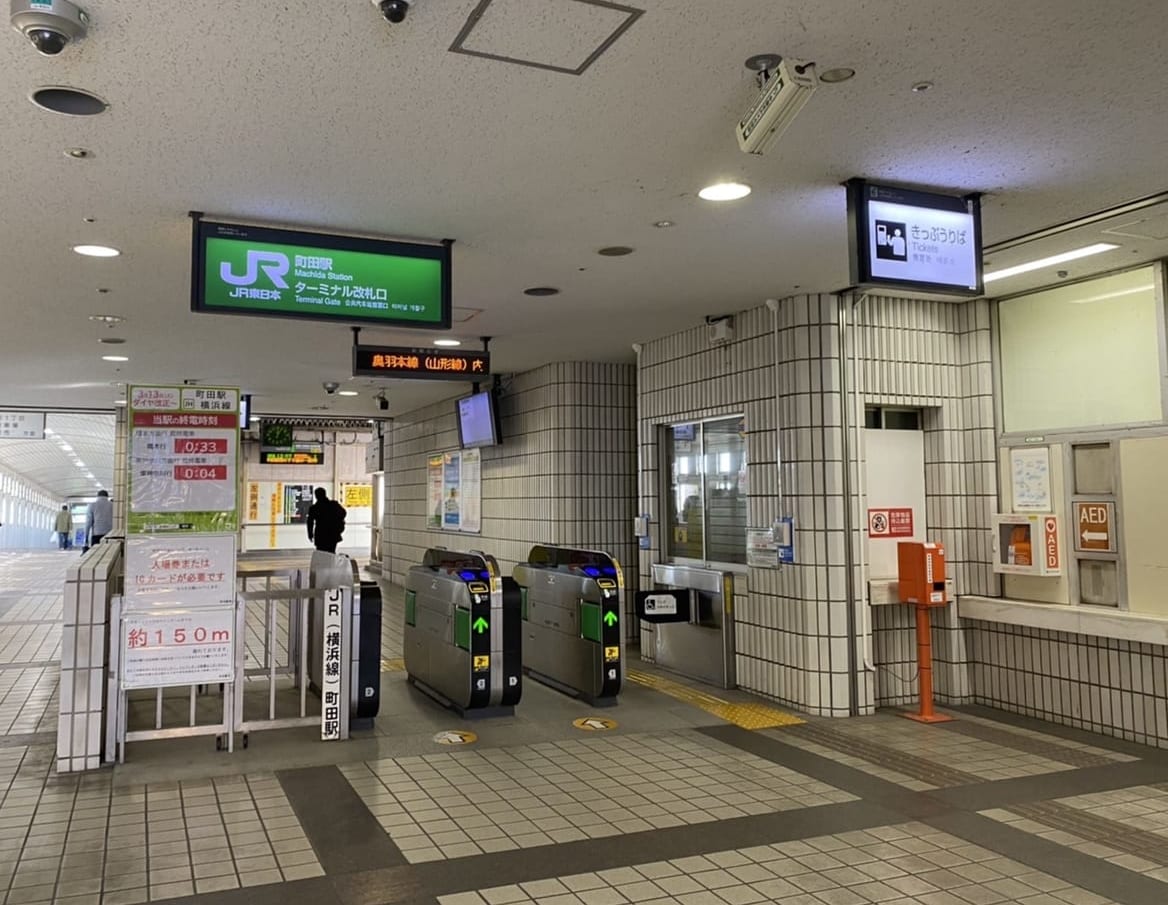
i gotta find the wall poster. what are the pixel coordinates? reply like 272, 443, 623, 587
426, 449, 481, 533
1009, 446, 1052, 512
128, 385, 240, 533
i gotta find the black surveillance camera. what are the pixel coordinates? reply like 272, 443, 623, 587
377, 396, 390, 411
379, 0, 409, 23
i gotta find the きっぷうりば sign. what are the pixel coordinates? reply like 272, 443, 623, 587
191, 218, 452, 330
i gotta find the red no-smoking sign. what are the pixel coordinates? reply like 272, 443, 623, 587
868, 508, 914, 538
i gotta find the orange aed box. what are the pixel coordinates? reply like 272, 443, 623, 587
897, 542, 947, 607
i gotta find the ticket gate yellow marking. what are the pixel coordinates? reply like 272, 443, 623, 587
473, 655, 490, 671
381, 658, 405, 672
433, 730, 477, 746
604, 646, 620, 663
573, 716, 617, 731
626, 669, 803, 730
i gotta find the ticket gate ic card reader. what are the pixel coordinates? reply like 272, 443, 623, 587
404, 549, 521, 717
513, 545, 624, 706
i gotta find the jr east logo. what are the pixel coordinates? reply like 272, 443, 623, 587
220, 251, 289, 300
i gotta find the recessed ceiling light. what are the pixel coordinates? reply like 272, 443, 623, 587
524, 287, 560, 297
338, 390, 359, 397
699, 182, 751, 202
249, 414, 260, 422
597, 246, 635, 257
61, 444, 73, 452
64, 147, 93, 159
654, 220, 674, 229
434, 339, 462, 347
819, 67, 856, 84
74, 245, 120, 258
30, 87, 108, 116
114, 400, 127, 406
101, 354, 129, 362
911, 81, 934, 93
983, 243, 1120, 283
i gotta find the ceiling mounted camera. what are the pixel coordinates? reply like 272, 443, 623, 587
10, 0, 89, 56
373, 0, 409, 24
323, 381, 340, 395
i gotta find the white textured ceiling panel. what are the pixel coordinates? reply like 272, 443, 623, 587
0, 1, 1165, 418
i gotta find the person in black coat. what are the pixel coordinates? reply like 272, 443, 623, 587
306, 487, 346, 554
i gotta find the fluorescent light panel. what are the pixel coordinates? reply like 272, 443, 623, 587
983, 243, 1119, 283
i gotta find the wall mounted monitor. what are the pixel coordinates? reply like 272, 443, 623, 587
191, 217, 452, 328
847, 178, 983, 297
456, 390, 501, 449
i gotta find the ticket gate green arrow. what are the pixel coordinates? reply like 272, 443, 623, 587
603, 610, 618, 627
472, 616, 489, 634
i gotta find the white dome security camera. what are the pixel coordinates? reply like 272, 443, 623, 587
323, 381, 340, 395
10, 0, 88, 56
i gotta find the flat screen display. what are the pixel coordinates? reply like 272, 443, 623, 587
847, 179, 983, 296
259, 443, 325, 466
352, 345, 489, 380
191, 219, 452, 328
456, 391, 500, 449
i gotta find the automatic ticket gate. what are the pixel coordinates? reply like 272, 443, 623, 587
513, 545, 623, 705
404, 549, 522, 716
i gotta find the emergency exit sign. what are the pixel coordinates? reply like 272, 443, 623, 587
1073, 501, 1115, 553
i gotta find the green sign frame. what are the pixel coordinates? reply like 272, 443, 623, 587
191, 217, 453, 329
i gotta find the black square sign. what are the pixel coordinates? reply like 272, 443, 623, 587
875, 220, 908, 261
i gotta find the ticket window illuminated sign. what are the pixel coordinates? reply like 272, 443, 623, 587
847, 178, 983, 297
352, 345, 490, 380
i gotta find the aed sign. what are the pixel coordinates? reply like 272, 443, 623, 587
1073, 501, 1115, 553
1044, 516, 1061, 571
352, 344, 490, 380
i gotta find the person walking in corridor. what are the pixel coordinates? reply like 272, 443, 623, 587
85, 490, 112, 552
306, 487, 346, 554
54, 505, 73, 550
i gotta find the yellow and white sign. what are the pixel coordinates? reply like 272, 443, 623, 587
573, 716, 617, 732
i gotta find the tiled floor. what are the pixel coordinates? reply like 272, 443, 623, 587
342, 732, 854, 862
3, 550, 1168, 905
438, 823, 1124, 905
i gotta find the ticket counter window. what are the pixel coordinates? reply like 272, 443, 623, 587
664, 417, 747, 565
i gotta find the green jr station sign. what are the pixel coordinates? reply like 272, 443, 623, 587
191, 218, 452, 329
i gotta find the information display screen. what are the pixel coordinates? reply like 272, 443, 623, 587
353, 345, 489, 380
847, 179, 983, 296
259, 443, 325, 466
456, 391, 500, 449
191, 219, 452, 328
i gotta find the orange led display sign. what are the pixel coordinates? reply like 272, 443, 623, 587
353, 345, 490, 380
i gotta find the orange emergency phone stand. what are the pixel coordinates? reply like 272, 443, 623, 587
896, 542, 953, 724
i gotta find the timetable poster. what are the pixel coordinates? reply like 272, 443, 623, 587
128, 385, 240, 533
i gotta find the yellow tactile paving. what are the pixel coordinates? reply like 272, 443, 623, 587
381, 657, 405, 672
626, 669, 803, 729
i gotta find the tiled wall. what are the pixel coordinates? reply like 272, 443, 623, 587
384, 362, 639, 623
966, 619, 1168, 748
638, 294, 994, 717
58, 541, 121, 773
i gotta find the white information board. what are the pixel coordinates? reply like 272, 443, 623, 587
0, 411, 45, 439
321, 588, 344, 741
124, 534, 237, 611
121, 608, 236, 690
1010, 446, 1052, 512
